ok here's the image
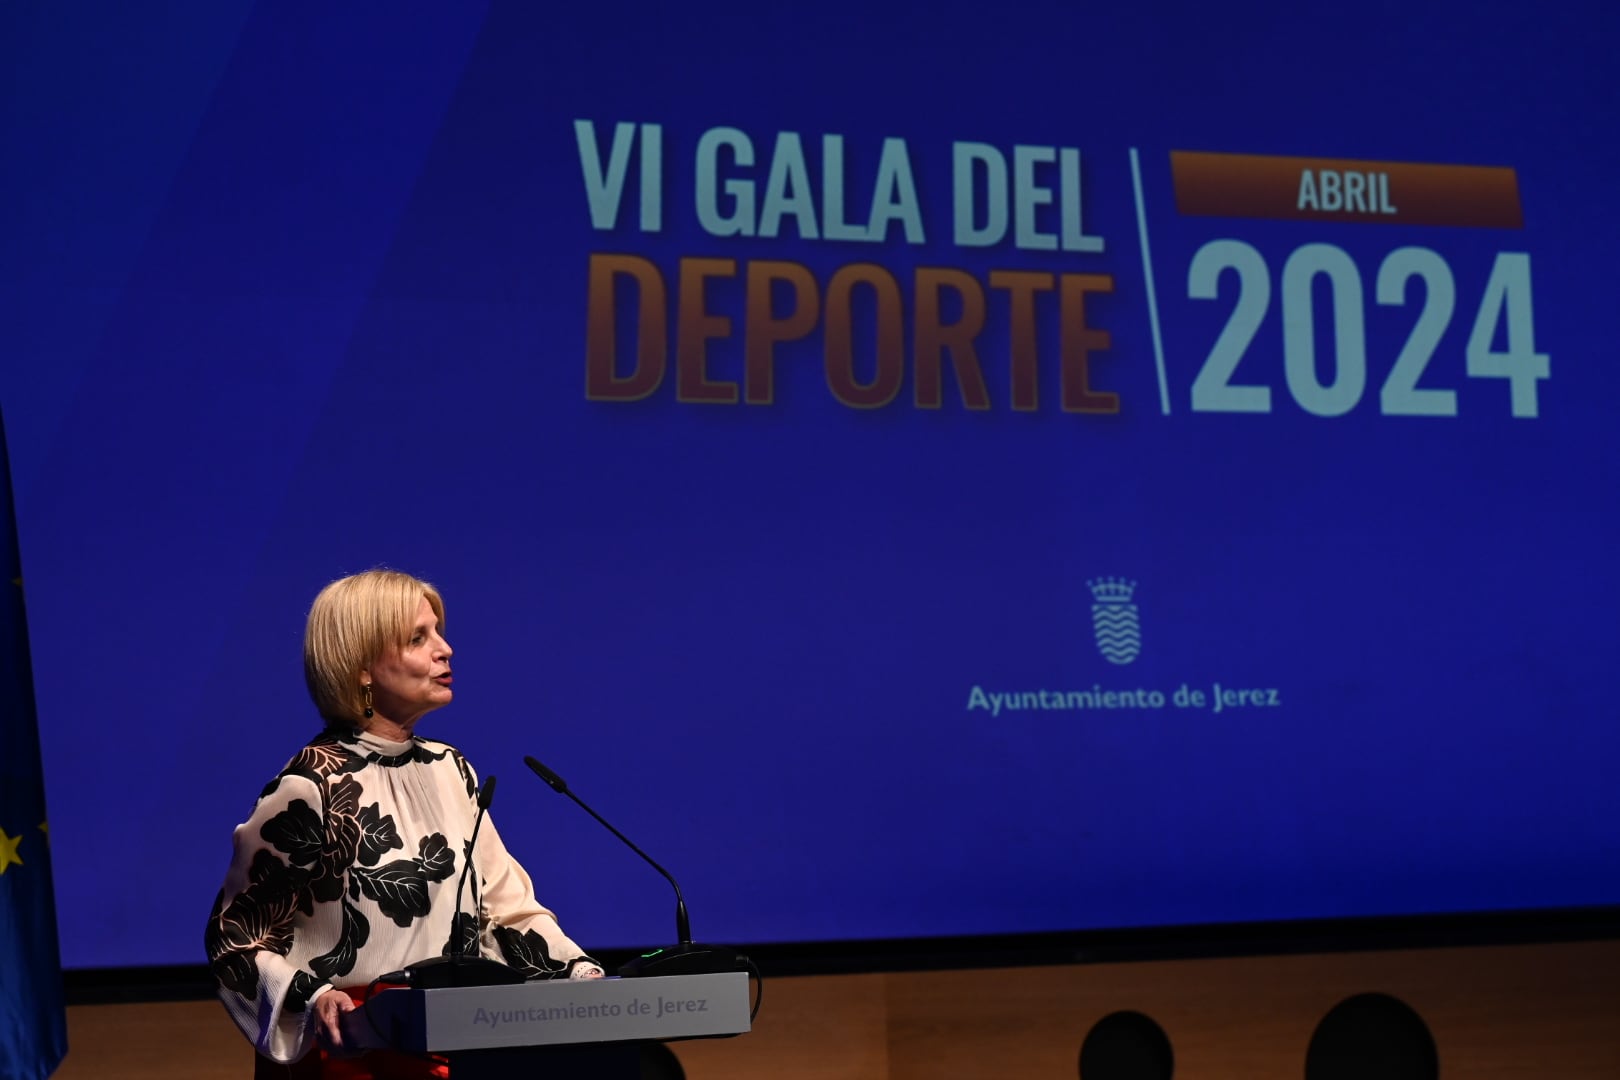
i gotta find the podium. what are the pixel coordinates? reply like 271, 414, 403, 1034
343, 972, 751, 1078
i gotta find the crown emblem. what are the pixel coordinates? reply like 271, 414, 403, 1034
1086, 577, 1137, 605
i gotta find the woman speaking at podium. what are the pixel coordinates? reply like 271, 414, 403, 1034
205, 569, 602, 1078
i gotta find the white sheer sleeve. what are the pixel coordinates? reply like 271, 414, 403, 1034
475, 815, 603, 978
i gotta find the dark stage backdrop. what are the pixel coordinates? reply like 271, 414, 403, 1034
1, 2, 1615, 971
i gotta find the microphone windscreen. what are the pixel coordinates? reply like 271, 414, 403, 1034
524, 755, 569, 794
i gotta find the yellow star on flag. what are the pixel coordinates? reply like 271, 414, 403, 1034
0, 826, 23, 874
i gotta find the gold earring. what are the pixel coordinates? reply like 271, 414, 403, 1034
362, 683, 374, 719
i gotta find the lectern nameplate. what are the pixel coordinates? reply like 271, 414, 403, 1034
345, 972, 750, 1053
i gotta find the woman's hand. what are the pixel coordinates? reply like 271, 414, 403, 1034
313, 988, 359, 1057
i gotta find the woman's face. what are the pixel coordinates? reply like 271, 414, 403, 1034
363, 595, 453, 731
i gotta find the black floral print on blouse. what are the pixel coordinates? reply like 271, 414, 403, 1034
204, 730, 476, 1008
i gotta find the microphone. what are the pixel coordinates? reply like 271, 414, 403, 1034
401, 773, 524, 989
524, 754, 739, 978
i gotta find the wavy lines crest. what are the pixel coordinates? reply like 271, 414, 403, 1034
1088, 576, 1141, 665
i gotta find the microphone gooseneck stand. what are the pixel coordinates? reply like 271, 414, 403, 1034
524, 755, 742, 977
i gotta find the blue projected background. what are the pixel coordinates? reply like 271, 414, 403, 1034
1, 3, 1616, 970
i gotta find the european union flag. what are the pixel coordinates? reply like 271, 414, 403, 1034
0, 411, 66, 1080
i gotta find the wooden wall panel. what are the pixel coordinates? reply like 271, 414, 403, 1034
886, 942, 1620, 1079
55, 999, 245, 1080
670, 972, 889, 1080
51, 940, 1620, 1079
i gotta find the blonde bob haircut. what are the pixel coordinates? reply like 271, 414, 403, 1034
304, 569, 445, 726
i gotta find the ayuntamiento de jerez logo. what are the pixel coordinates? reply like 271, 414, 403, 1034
1088, 577, 1140, 665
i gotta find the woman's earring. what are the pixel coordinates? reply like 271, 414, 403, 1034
362, 683, 374, 719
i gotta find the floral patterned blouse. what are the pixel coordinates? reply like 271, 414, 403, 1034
205, 726, 599, 1063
